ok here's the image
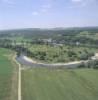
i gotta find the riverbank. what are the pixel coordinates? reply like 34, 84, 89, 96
16, 53, 98, 68
16, 55, 85, 68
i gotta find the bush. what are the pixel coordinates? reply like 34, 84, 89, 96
94, 65, 98, 69
78, 62, 86, 68
79, 53, 88, 60
17, 52, 21, 57
67, 51, 76, 57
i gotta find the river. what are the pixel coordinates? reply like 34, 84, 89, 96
16, 54, 87, 68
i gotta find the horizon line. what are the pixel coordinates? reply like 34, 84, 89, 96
0, 26, 98, 31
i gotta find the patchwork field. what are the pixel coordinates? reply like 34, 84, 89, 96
0, 48, 18, 100
21, 68, 98, 100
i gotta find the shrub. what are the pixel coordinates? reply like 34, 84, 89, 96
78, 62, 86, 68
79, 53, 88, 60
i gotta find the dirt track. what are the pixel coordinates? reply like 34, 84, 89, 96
13, 55, 21, 100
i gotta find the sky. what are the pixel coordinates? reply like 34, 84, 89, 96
0, 0, 98, 29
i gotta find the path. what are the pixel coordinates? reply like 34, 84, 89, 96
18, 64, 21, 100
13, 54, 21, 100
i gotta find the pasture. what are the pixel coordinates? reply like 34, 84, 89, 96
0, 48, 18, 100
21, 68, 98, 100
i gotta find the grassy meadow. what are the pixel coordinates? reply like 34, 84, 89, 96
21, 68, 98, 100
0, 48, 18, 100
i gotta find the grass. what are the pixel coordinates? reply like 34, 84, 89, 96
21, 68, 98, 100
0, 48, 18, 100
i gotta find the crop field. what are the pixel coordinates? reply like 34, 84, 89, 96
0, 48, 18, 100
21, 68, 98, 100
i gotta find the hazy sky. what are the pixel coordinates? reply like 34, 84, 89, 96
0, 0, 98, 29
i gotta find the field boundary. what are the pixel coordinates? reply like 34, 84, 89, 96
9, 53, 18, 100
13, 54, 21, 100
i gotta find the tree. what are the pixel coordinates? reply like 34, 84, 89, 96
79, 53, 88, 60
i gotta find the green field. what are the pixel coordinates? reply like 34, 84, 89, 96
21, 68, 98, 100
0, 48, 18, 100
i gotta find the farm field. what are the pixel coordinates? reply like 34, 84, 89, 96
21, 68, 98, 100
0, 48, 18, 100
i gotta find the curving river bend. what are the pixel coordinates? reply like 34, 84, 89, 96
16, 54, 91, 68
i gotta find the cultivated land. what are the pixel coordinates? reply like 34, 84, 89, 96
21, 68, 98, 100
0, 48, 18, 100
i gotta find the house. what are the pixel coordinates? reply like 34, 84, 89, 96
42, 38, 52, 44
52, 43, 63, 47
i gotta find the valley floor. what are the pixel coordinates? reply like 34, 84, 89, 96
0, 48, 98, 100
